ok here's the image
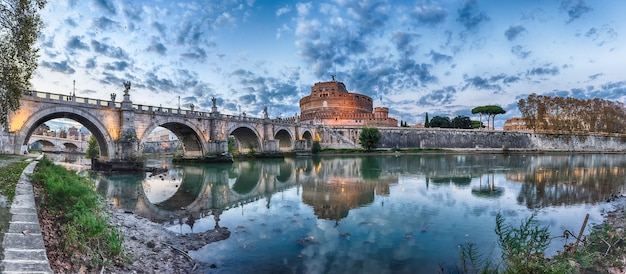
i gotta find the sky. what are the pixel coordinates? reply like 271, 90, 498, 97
32, 0, 626, 129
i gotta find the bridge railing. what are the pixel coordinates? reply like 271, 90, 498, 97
24, 90, 121, 108
23, 90, 307, 126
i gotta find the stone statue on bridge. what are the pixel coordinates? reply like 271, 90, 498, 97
110, 93, 116, 102
263, 106, 268, 119
123, 81, 131, 95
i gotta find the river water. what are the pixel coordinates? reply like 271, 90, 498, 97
89, 153, 625, 273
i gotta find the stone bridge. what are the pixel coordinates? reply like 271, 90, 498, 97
2, 84, 318, 160
28, 134, 88, 153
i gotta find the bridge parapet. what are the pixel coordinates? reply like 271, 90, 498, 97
24, 90, 119, 108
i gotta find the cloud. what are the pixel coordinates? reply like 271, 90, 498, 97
85, 58, 97, 69
92, 16, 119, 31
399, 60, 437, 85
560, 0, 592, 23
103, 61, 129, 71
504, 25, 526, 41
40, 60, 76, 74
417, 86, 457, 106
428, 50, 452, 64
582, 25, 617, 46
94, 0, 116, 14
176, 21, 205, 45
412, 3, 448, 25
588, 73, 603, 81
276, 5, 291, 16
151, 22, 167, 37
511, 45, 531, 59
392, 32, 419, 56
90, 40, 130, 60
64, 17, 78, 27
462, 75, 502, 92
215, 12, 235, 28
456, 0, 490, 30
146, 41, 167, 55
180, 47, 207, 62
65, 36, 90, 52
527, 64, 559, 76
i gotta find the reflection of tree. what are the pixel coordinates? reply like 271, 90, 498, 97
360, 156, 381, 180
513, 155, 626, 208
428, 176, 472, 186
276, 162, 292, 182
471, 174, 504, 199
232, 162, 261, 194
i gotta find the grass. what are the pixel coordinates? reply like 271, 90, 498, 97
32, 157, 124, 269
0, 160, 30, 203
456, 210, 626, 273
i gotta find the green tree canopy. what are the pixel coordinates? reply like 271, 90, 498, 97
0, 0, 47, 127
429, 116, 451, 128
451, 115, 472, 129
471, 105, 506, 130
85, 136, 99, 159
424, 112, 430, 128
359, 127, 381, 152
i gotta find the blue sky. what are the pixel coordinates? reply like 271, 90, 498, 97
32, 0, 626, 128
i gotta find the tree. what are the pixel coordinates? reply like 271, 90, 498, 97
451, 115, 472, 129
359, 127, 381, 152
472, 105, 506, 130
429, 116, 451, 128
471, 120, 484, 129
85, 136, 99, 159
0, 0, 47, 127
424, 112, 430, 128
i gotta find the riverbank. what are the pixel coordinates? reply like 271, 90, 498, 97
104, 206, 230, 273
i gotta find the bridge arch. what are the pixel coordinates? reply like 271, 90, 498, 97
228, 125, 262, 153
14, 106, 114, 158
30, 139, 55, 152
301, 130, 313, 148
274, 128, 293, 151
141, 117, 207, 158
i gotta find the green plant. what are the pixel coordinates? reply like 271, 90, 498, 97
456, 242, 498, 274
32, 157, 124, 268
311, 140, 321, 154
246, 142, 256, 156
359, 127, 381, 152
0, 161, 29, 202
228, 137, 236, 154
85, 136, 99, 159
495, 212, 551, 273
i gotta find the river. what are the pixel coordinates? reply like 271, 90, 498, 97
85, 153, 625, 273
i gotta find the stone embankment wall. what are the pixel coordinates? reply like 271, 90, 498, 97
319, 126, 626, 151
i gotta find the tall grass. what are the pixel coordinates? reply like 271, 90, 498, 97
0, 161, 29, 203
32, 157, 124, 267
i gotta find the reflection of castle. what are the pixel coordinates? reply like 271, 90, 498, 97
299, 79, 398, 127
301, 157, 397, 221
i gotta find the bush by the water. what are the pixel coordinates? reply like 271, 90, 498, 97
32, 157, 124, 268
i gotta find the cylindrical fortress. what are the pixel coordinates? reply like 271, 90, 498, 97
299, 80, 397, 127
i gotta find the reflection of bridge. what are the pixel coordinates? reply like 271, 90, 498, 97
28, 134, 87, 153
98, 157, 399, 224
98, 158, 311, 223
3, 83, 318, 160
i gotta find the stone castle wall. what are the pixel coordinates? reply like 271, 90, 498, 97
319, 126, 626, 151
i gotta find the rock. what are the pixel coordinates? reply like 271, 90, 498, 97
147, 240, 156, 248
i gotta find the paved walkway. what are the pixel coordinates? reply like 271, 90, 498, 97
1, 155, 53, 273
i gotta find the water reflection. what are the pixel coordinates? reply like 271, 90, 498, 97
94, 154, 626, 273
